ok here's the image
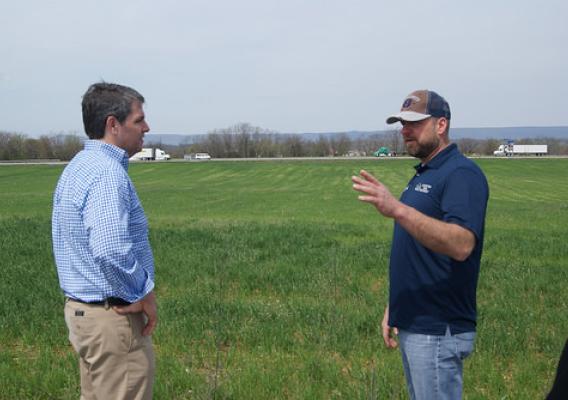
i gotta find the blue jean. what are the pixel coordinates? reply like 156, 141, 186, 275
398, 327, 476, 400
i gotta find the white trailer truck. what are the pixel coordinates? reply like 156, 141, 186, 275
130, 148, 171, 161
493, 144, 548, 156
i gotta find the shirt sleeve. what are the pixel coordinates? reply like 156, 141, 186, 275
83, 168, 154, 302
441, 167, 489, 240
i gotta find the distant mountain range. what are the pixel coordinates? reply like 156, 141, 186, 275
144, 126, 568, 146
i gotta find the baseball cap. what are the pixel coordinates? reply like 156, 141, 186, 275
386, 90, 451, 124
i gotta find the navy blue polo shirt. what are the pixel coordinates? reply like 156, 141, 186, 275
388, 144, 489, 335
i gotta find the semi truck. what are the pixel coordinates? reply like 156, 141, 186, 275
130, 148, 171, 161
493, 144, 548, 156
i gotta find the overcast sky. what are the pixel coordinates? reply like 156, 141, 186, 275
1, 0, 567, 137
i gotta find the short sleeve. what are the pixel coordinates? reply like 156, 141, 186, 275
441, 167, 489, 240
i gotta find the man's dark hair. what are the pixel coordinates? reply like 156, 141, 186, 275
81, 82, 145, 139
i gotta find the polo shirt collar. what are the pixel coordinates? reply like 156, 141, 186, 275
84, 140, 130, 171
414, 143, 458, 173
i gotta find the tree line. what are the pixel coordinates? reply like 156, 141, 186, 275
2, 124, 568, 161
172, 123, 404, 159
0, 132, 83, 161
161, 123, 568, 159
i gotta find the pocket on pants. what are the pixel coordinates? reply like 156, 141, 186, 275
126, 312, 152, 352
64, 302, 132, 359
453, 331, 476, 360
64, 302, 99, 357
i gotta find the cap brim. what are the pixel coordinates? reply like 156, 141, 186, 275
385, 111, 431, 124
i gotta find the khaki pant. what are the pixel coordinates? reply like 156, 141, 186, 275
64, 299, 155, 400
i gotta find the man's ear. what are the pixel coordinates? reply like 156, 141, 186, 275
436, 117, 448, 136
104, 115, 119, 137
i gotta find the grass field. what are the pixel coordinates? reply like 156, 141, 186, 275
0, 158, 567, 399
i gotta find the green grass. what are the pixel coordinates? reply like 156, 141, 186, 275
0, 158, 567, 399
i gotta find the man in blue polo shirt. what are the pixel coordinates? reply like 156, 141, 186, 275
352, 90, 489, 399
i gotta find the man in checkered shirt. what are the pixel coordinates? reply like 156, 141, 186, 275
52, 82, 157, 399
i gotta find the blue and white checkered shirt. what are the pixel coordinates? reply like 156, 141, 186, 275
52, 140, 155, 303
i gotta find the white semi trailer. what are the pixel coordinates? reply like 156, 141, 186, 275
493, 144, 548, 156
130, 148, 171, 161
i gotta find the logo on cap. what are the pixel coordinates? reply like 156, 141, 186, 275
402, 95, 420, 109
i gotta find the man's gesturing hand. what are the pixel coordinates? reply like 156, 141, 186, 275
352, 170, 404, 219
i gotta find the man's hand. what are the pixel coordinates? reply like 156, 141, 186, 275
353, 169, 475, 260
114, 291, 158, 336
352, 170, 405, 219
381, 306, 398, 349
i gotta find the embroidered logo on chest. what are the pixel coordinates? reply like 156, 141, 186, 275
414, 183, 432, 193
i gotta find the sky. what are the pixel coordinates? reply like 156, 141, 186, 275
1, 0, 567, 137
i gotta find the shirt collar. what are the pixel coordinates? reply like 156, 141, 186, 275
84, 140, 129, 171
414, 143, 458, 173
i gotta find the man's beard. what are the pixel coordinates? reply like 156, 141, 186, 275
406, 135, 440, 160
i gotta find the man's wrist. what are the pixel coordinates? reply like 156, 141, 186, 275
392, 202, 409, 221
